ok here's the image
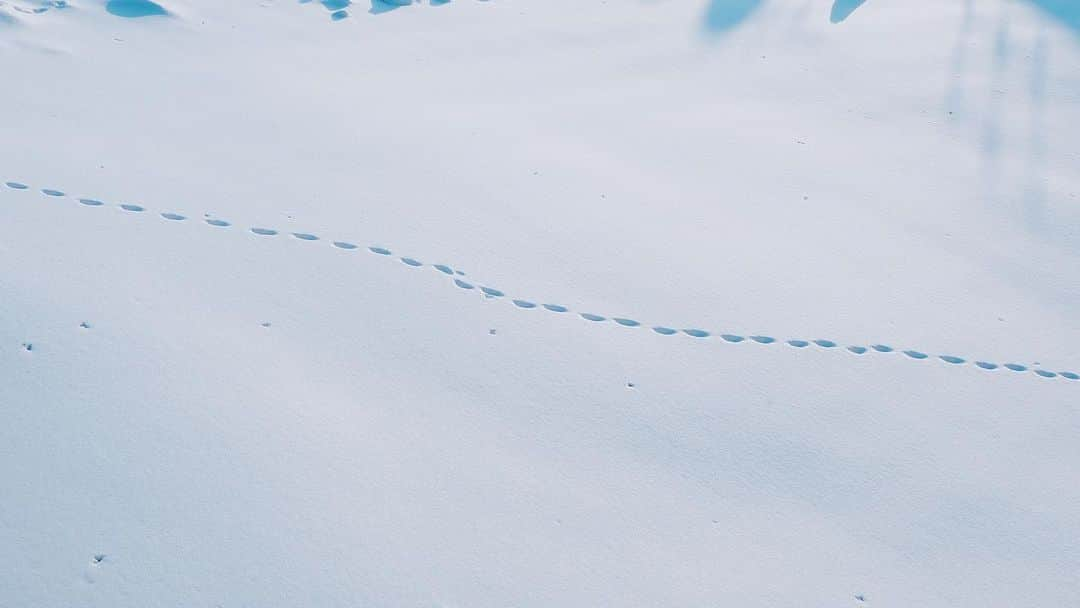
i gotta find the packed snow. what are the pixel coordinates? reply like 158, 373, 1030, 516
1, 1, 1078, 606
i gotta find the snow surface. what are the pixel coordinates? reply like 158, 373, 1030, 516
1, 1, 1078, 606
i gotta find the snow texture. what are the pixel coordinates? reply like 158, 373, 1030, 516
1, 1, 1078, 606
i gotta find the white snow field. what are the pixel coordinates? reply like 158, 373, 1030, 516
1, 1, 1078, 606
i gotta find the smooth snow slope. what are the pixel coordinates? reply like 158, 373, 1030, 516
1, 1, 1078, 607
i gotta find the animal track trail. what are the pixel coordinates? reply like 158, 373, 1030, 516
3, 177, 1077, 383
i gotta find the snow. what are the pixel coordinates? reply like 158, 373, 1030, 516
1, 1, 1078, 606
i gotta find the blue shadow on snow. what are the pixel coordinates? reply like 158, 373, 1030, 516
370, 0, 410, 15
106, 0, 168, 17
830, 0, 867, 23
1023, 0, 1080, 33
703, 0, 763, 34
827, 0, 1080, 33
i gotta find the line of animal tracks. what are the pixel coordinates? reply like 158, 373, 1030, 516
4, 179, 1077, 383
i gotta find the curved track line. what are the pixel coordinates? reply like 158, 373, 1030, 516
3, 179, 1076, 382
